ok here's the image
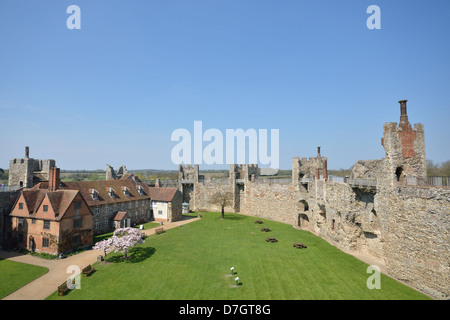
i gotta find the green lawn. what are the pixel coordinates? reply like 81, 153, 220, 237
0, 259, 48, 299
47, 212, 430, 300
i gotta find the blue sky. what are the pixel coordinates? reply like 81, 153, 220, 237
0, 0, 449, 171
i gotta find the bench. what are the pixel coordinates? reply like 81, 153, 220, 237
82, 264, 95, 277
293, 242, 307, 249
58, 281, 69, 296
155, 228, 165, 235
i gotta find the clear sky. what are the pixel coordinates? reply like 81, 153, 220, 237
1, 0, 449, 171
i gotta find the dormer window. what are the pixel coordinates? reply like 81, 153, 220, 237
122, 186, 130, 196
108, 188, 116, 198
137, 185, 144, 195
90, 189, 99, 200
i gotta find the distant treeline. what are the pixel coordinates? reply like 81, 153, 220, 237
2, 160, 449, 184
426, 160, 450, 177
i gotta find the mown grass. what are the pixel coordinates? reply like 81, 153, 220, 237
0, 259, 48, 299
47, 212, 430, 300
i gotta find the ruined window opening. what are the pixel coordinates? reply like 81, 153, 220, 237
331, 219, 335, 231
395, 167, 403, 182
298, 213, 310, 228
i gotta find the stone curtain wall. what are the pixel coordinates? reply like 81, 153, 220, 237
376, 185, 450, 299
241, 182, 299, 225
304, 180, 384, 259
0, 190, 20, 248
193, 182, 235, 213
182, 169, 449, 299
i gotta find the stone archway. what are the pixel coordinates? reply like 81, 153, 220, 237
299, 199, 309, 211
298, 213, 310, 229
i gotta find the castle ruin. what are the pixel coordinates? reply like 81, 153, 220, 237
8, 147, 55, 188
177, 100, 449, 299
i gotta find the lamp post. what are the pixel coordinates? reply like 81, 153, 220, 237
235, 277, 239, 286
230, 267, 234, 275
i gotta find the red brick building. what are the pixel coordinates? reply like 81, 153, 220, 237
7, 167, 93, 254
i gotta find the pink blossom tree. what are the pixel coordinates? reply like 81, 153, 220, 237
92, 238, 114, 262
112, 227, 145, 259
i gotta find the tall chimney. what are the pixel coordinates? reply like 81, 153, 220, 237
317, 146, 321, 157
399, 100, 409, 126
25, 146, 29, 158
48, 166, 60, 191
323, 159, 328, 181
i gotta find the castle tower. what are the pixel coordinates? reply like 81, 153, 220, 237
8, 147, 55, 188
381, 100, 426, 185
292, 147, 328, 184
178, 164, 199, 209
106, 165, 116, 180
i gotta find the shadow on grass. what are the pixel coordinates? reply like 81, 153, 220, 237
221, 214, 246, 221
108, 247, 156, 264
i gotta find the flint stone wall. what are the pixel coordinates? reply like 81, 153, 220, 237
376, 185, 450, 299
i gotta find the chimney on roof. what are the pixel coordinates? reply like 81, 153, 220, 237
49, 166, 60, 192
399, 100, 409, 127
155, 178, 160, 188
25, 146, 29, 158
317, 146, 321, 157
323, 158, 328, 181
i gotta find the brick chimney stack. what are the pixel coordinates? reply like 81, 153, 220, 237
399, 100, 409, 127
25, 146, 29, 158
48, 166, 60, 191
323, 158, 328, 181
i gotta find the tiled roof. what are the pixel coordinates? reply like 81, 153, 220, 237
33, 180, 179, 205
148, 187, 178, 202
61, 179, 151, 207
47, 190, 79, 217
10, 189, 79, 221
113, 211, 128, 221
21, 189, 46, 214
